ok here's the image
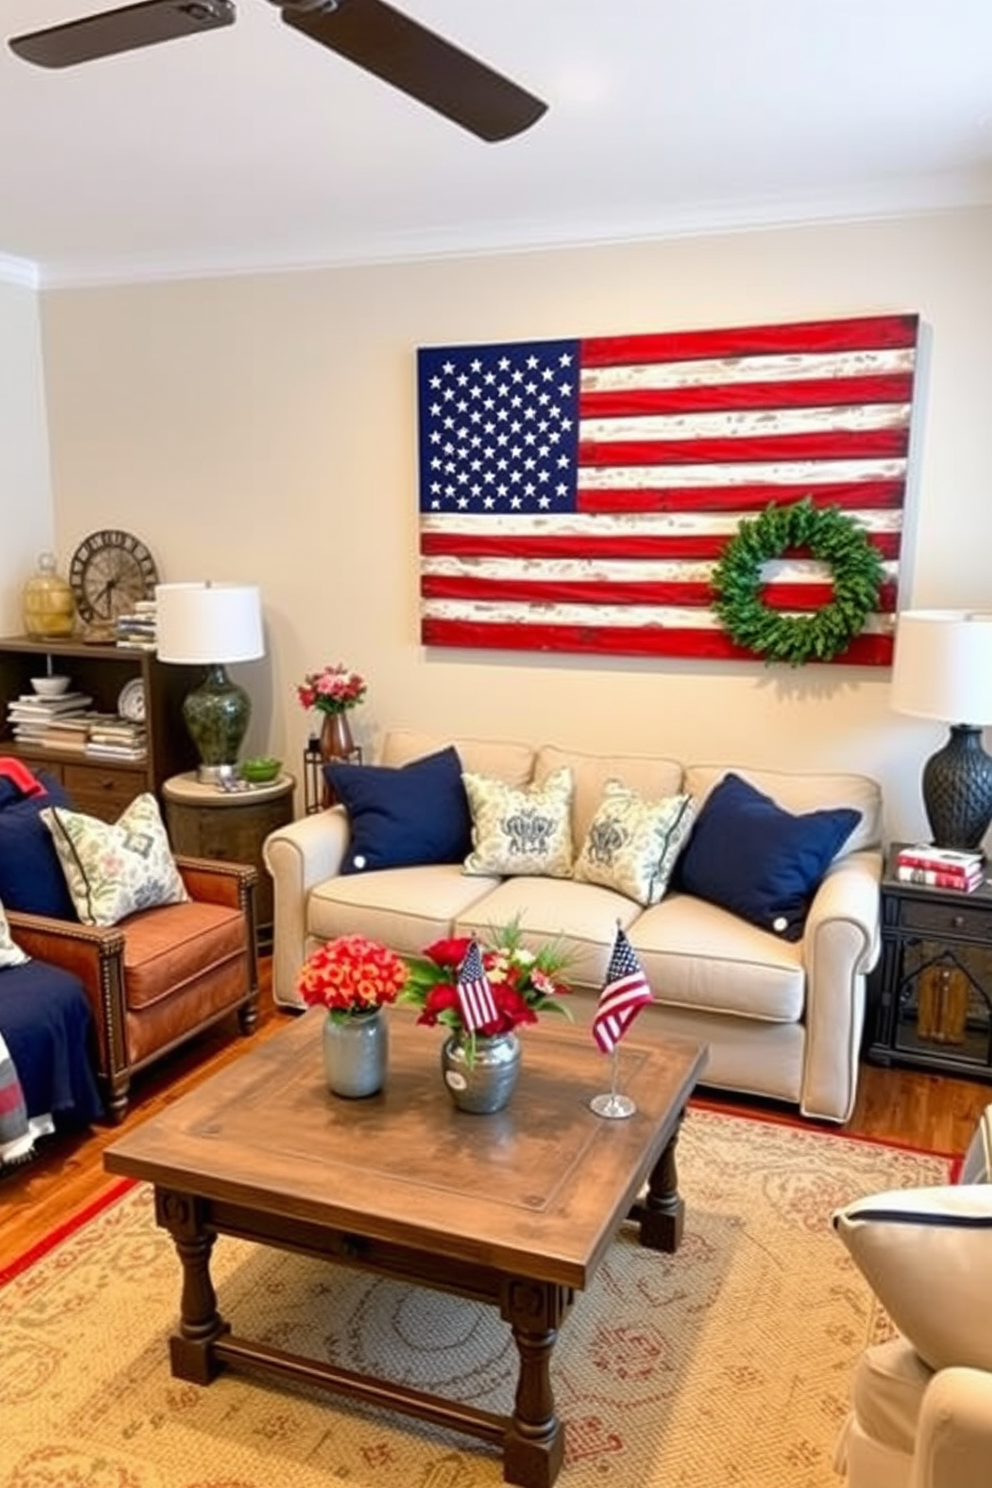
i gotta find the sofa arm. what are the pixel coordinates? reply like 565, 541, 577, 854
800, 847, 882, 1123
6, 910, 128, 1087
913, 1366, 992, 1488
263, 806, 350, 1008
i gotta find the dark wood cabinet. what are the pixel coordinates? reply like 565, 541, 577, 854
866, 846, 992, 1082
0, 635, 201, 820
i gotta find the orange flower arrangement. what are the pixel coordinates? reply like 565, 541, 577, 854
297, 935, 407, 1024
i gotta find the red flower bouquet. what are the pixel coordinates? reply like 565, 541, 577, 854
298, 935, 406, 1024
296, 664, 367, 717
400, 920, 573, 1038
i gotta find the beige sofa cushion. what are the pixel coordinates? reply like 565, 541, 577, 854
848, 1337, 933, 1460
454, 875, 642, 992
631, 894, 806, 1022
684, 763, 882, 855
307, 864, 502, 959
534, 744, 684, 849
378, 729, 535, 786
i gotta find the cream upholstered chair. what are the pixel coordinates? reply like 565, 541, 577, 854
831, 1107, 992, 1488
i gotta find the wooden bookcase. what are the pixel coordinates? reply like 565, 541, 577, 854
0, 635, 201, 821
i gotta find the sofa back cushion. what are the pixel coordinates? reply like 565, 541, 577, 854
533, 745, 685, 851
683, 763, 882, 855
377, 729, 535, 787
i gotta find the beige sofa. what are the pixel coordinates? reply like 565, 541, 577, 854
263, 729, 883, 1123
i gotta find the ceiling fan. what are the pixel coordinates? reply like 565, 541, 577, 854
7, 0, 547, 141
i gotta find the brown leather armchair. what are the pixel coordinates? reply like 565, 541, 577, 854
8, 855, 259, 1121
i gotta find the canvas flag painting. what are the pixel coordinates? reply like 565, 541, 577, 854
455, 939, 499, 1033
416, 313, 922, 664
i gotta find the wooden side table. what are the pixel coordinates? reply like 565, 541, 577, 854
866, 844, 992, 1082
162, 773, 295, 951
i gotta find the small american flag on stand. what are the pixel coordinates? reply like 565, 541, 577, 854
593, 926, 653, 1054
456, 940, 499, 1033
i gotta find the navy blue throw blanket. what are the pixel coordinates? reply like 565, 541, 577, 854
0, 961, 103, 1130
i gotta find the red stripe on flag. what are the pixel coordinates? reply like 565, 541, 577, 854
421, 531, 901, 563
421, 617, 895, 666
576, 480, 906, 513
578, 427, 909, 468
422, 574, 899, 613
579, 372, 915, 418
580, 314, 919, 368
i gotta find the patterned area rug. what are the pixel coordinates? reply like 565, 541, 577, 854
1, 1108, 950, 1488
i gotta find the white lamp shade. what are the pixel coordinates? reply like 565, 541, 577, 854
891, 609, 992, 725
155, 583, 264, 665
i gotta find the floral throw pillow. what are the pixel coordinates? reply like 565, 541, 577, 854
573, 782, 696, 906
0, 897, 29, 969
462, 766, 574, 878
40, 793, 189, 927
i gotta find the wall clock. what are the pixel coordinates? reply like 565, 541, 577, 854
69, 529, 159, 628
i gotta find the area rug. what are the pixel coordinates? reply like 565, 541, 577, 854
0, 1108, 952, 1488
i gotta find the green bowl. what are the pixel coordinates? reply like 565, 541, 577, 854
239, 756, 281, 784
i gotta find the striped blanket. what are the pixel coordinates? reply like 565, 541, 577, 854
0, 1031, 34, 1167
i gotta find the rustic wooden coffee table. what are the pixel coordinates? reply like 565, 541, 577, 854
104, 1011, 707, 1488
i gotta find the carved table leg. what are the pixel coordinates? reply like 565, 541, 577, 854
634, 1107, 686, 1252
500, 1278, 571, 1488
155, 1187, 229, 1384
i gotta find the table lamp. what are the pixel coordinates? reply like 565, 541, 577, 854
155, 582, 264, 784
890, 609, 992, 852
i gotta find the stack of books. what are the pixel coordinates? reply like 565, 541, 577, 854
115, 600, 157, 650
894, 844, 985, 892
6, 690, 95, 746
85, 716, 147, 760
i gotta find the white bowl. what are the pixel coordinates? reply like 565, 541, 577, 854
31, 675, 71, 697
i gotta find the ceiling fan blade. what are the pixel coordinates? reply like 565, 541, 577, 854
278, 0, 547, 142
9, 0, 235, 68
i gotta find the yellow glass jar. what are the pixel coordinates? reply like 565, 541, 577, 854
22, 551, 76, 639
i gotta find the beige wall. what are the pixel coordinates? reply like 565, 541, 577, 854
36, 205, 992, 841
0, 278, 53, 634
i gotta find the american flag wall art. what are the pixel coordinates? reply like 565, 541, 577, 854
415, 313, 922, 665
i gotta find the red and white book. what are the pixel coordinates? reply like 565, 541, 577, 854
896, 844, 984, 874
895, 864, 984, 892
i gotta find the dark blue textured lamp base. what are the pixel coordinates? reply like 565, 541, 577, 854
922, 724, 992, 853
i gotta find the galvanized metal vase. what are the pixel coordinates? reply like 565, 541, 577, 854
441, 1031, 521, 1114
322, 1009, 388, 1098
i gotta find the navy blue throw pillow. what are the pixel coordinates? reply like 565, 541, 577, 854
0, 770, 78, 919
678, 772, 860, 940
324, 746, 472, 874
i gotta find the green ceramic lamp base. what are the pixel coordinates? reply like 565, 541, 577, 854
182, 664, 251, 783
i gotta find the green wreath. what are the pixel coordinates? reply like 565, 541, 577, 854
711, 497, 884, 666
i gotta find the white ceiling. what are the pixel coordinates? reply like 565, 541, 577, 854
2, 0, 991, 288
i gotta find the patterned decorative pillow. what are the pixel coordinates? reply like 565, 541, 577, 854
462, 766, 574, 878
573, 782, 695, 906
0, 897, 29, 969
40, 793, 189, 927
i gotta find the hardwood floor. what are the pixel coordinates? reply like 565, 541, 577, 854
2, 957, 989, 1264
